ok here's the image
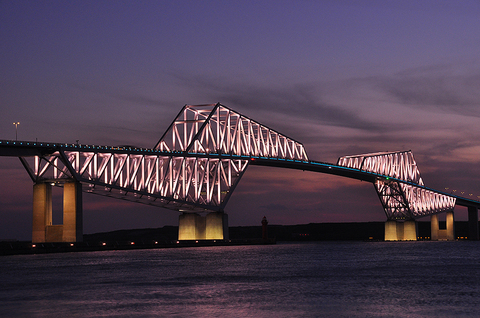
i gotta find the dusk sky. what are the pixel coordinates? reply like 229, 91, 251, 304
2, 1, 480, 240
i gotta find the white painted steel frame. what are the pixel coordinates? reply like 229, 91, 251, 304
155, 103, 308, 161
19, 103, 309, 213
15, 105, 458, 218
338, 151, 423, 185
23, 151, 249, 212
338, 151, 456, 219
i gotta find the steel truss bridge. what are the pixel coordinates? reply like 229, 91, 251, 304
1, 103, 480, 240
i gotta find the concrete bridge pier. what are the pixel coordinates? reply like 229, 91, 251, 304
430, 211, 455, 241
384, 220, 417, 241
178, 211, 228, 241
468, 206, 479, 240
32, 181, 83, 243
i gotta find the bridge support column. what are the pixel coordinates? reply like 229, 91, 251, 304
206, 212, 228, 240
384, 220, 398, 241
178, 213, 204, 240
431, 211, 455, 241
403, 220, 417, 241
32, 181, 83, 243
62, 181, 83, 242
32, 182, 52, 243
446, 210, 455, 241
431, 214, 439, 241
178, 212, 228, 241
384, 220, 417, 241
468, 206, 479, 240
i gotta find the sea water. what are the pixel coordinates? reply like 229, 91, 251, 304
1, 241, 480, 317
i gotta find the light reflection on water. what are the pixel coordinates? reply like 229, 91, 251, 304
1, 241, 480, 317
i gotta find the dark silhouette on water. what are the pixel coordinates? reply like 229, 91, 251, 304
1, 221, 476, 256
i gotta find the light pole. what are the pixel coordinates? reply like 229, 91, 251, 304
13, 122, 20, 140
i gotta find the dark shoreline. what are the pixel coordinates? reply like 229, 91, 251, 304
1, 221, 476, 256
0, 238, 276, 256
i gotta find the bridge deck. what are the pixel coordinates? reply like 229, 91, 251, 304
2, 139, 480, 209
248, 157, 480, 209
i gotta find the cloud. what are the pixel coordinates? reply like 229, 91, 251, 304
373, 67, 480, 117
259, 203, 288, 211
167, 66, 480, 164
440, 145, 480, 164
169, 71, 388, 131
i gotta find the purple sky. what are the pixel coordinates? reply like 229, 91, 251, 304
2, 1, 480, 240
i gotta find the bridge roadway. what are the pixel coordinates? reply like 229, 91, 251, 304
249, 157, 480, 209
1, 139, 479, 209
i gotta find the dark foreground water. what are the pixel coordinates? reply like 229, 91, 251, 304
1, 241, 480, 317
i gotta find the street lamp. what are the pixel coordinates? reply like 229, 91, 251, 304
13, 122, 20, 140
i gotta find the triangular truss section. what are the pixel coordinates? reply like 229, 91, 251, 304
155, 103, 309, 160
16, 103, 310, 213
10, 106, 461, 219
338, 150, 423, 185
338, 151, 455, 220
20, 149, 248, 213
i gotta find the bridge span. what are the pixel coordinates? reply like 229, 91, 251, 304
1, 103, 479, 242
249, 157, 480, 209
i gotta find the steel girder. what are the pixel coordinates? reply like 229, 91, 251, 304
155, 103, 309, 161
20, 150, 249, 212
338, 151, 456, 220
338, 150, 423, 185
9, 105, 460, 218
16, 104, 309, 213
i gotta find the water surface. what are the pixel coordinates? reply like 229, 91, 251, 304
1, 241, 479, 317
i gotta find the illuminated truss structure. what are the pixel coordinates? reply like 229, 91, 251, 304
155, 103, 308, 160
6, 104, 464, 219
337, 151, 456, 220
18, 104, 308, 213
20, 149, 247, 212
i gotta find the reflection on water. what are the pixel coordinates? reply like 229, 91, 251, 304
1, 241, 480, 317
